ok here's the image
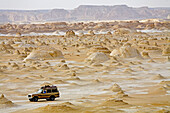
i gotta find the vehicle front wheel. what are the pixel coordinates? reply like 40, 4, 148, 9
29, 99, 34, 102
49, 96, 55, 101
33, 97, 38, 102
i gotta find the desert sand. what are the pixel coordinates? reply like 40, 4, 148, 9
0, 19, 170, 113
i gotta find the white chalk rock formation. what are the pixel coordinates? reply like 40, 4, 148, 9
114, 28, 133, 35
59, 64, 70, 70
151, 74, 165, 80
65, 30, 75, 37
85, 52, 110, 63
53, 30, 60, 35
111, 83, 122, 92
24, 47, 64, 61
88, 45, 111, 55
110, 44, 142, 58
15, 32, 21, 37
162, 45, 170, 56
0, 94, 14, 108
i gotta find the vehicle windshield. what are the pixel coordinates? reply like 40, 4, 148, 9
37, 89, 43, 93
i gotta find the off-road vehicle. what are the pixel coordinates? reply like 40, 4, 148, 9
28, 85, 60, 102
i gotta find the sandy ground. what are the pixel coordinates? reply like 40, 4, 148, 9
0, 28, 170, 113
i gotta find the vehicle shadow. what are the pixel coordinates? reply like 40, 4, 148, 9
31, 98, 77, 103
33, 99, 64, 102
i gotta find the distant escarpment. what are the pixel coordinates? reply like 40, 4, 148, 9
0, 5, 170, 23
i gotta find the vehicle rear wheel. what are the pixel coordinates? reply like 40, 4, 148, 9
49, 96, 55, 101
33, 97, 38, 102
46, 98, 50, 101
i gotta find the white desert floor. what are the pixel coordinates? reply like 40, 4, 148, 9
0, 31, 170, 113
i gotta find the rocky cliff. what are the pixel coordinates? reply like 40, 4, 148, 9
0, 5, 169, 23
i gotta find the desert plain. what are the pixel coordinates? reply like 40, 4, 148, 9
0, 19, 170, 113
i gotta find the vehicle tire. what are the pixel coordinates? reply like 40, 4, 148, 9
29, 99, 34, 102
33, 97, 38, 102
49, 96, 55, 101
46, 98, 50, 101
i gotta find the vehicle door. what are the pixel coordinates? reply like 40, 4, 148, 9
52, 88, 59, 97
39, 89, 49, 99
46, 89, 52, 98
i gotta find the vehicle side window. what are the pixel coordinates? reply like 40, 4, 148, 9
43, 90, 46, 93
52, 89, 58, 92
47, 89, 51, 93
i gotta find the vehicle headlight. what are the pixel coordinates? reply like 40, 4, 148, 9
28, 95, 32, 97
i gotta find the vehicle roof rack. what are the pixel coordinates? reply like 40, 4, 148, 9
41, 85, 57, 89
